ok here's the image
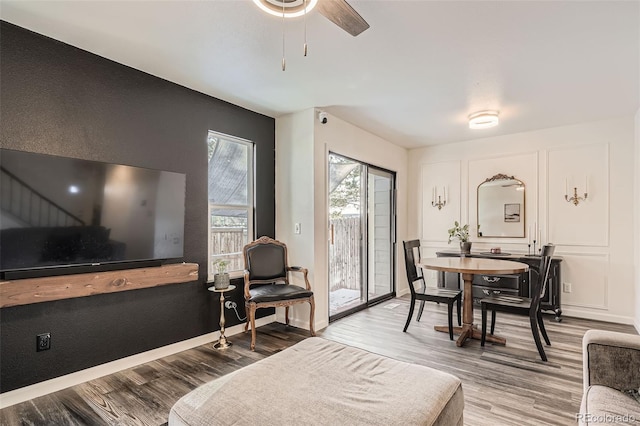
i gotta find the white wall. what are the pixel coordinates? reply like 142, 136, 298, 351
275, 109, 408, 331
409, 116, 636, 323
635, 109, 640, 331
275, 109, 316, 327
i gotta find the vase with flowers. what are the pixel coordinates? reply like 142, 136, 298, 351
448, 221, 472, 255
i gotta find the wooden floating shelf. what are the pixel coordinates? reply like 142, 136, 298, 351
0, 263, 199, 308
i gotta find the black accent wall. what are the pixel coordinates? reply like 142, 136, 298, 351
0, 21, 275, 392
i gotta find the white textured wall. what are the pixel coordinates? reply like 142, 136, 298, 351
275, 109, 316, 329
409, 116, 636, 324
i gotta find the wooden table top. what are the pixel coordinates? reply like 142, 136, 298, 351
418, 257, 529, 275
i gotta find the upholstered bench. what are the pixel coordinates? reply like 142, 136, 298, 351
169, 337, 464, 425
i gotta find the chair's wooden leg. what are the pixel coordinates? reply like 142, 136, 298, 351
244, 303, 249, 333
249, 304, 257, 351
285, 306, 290, 326
416, 300, 426, 321
537, 312, 551, 345
530, 316, 547, 361
490, 310, 496, 335
481, 304, 487, 347
308, 296, 316, 336
403, 297, 416, 332
456, 297, 461, 326
447, 301, 454, 340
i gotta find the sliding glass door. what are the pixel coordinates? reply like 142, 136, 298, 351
328, 153, 395, 321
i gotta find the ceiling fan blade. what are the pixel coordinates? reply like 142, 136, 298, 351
316, 0, 370, 37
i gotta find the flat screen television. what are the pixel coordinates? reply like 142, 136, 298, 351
0, 149, 186, 279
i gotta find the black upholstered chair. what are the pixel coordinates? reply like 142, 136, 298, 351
403, 240, 462, 340
481, 244, 555, 361
243, 236, 315, 350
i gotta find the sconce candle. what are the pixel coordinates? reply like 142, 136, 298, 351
431, 186, 446, 210
564, 178, 588, 206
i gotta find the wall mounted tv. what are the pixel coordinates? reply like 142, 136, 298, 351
0, 149, 186, 279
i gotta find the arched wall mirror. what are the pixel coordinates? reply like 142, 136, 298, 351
477, 174, 525, 238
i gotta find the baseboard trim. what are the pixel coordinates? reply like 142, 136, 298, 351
0, 315, 276, 409
560, 308, 634, 325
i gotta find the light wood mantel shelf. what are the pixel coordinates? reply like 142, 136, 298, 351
0, 263, 199, 308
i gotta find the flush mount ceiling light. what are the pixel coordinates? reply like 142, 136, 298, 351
468, 111, 500, 129
252, 0, 318, 18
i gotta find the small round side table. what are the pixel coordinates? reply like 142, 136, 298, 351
207, 284, 236, 350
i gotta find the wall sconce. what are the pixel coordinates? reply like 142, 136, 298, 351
564, 177, 588, 206
431, 186, 447, 210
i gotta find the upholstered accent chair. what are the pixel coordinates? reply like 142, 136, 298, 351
243, 236, 315, 350
481, 244, 555, 361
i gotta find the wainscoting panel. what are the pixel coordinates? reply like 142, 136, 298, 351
547, 143, 609, 247
558, 251, 609, 310
421, 161, 461, 242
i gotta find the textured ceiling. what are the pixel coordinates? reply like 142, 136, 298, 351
1, 1, 639, 148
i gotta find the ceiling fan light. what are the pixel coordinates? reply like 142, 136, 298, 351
468, 111, 499, 129
253, 0, 318, 18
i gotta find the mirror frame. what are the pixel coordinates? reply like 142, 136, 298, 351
477, 173, 525, 238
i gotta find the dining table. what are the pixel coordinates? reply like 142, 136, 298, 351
417, 257, 529, 347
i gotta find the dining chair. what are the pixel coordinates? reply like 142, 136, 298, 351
480, 244, 555, 361
243, 236, 315, 350
403, 240, 462, 340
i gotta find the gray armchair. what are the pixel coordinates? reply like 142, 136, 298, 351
580, 329, 640, 425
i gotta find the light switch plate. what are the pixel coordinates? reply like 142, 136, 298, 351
294, 223, 301, 234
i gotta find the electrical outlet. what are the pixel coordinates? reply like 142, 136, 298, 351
294, 223, 301, 234
36, 333, 51, 352
563, 282, 572, 293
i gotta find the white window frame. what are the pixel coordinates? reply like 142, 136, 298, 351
207, 131, 254, 279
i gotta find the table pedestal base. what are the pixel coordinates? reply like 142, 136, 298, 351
434, 324, 506, 347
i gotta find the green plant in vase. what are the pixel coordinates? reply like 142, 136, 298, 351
213, 259, 231, 289
448, 221, 472, 255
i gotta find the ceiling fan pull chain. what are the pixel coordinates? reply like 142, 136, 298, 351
303, 0, 308, 56
282, 2, 286, 71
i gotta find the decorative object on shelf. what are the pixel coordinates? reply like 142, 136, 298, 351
468, 110, 499, 129
212, 259, 230, 289
564, 177, 588, 206
431, 186, 447, 210
447, 221, 471, 255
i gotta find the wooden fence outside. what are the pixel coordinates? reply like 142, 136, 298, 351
211, 219, 361, 288
210, 227, 246, 273
329, 216, 361, 291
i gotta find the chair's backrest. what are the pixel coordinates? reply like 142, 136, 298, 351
530, 244, 555, 314
403, 240, 424, 296
243, 236, 289, 285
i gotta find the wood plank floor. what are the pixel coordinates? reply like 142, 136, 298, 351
1, 296, 636, 425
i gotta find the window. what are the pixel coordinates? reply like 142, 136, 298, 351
207, 131, 254, 277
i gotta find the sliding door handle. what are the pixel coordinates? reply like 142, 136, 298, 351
330, 224, 334, 245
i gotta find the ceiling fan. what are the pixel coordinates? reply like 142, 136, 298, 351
253, 0, 370, 36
